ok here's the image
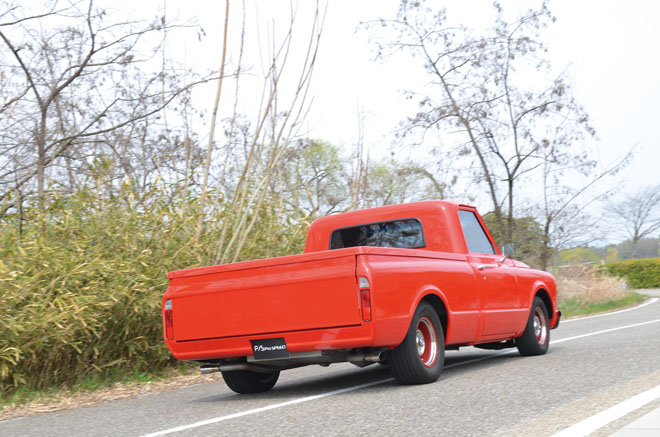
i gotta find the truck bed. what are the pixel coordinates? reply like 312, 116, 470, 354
168, 249, 364, 342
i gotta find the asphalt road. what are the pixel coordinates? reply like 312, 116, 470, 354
3, 291, 660, 437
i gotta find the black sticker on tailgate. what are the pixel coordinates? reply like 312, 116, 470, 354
251, 337, 290, 360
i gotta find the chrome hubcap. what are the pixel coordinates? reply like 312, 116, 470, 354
416, 330, 426, 354
533, 307, 548, 345
416, 317, 438, 367
534, 318, 541, 337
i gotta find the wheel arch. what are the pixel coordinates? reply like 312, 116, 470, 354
419, 294, 448, 342
408, 288, 449, 343
534, 288, 553, 318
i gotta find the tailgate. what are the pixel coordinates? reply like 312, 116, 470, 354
170, 254, 362, 341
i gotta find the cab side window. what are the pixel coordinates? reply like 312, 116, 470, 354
458, 210, 495, 254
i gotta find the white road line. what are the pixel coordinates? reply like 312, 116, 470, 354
550, 385, 660, 437
141, 317, 660, 436
445, 318, 660, 368
140, 378, 394, 437
552, 318, 660, 344
562, 297, 658, 323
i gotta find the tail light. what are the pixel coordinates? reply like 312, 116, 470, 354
358, 276, 372, 322
164, 299, 174, 340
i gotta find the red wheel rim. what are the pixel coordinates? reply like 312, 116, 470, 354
416, 316, 438, 367
533, 306, 548, 346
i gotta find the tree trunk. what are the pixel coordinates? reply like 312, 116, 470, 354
37, 112, 47, 226
506, 178, 514, 244
539, 218, 552, 271
630, 236, 639, 259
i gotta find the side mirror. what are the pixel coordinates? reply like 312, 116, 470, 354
502, 243, 514, 257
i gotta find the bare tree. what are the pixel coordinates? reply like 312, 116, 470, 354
534, 140, 631, 269
355, 159, 446, 208
349, 109, 368, 211
366, 0, 595, 244
194, 0, 230, 240
210, 1, 325, 264
0, 0, 206, 218
276, 139, 348, 218
608, 185, 660, 258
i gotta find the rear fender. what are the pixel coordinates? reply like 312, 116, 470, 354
394, 286, 449, 346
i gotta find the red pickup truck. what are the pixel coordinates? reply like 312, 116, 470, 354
162, 201, 560, 394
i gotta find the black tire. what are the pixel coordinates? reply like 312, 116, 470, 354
389, 302, 444, 385
516, 297, 550, 356
221, 369, 280, 394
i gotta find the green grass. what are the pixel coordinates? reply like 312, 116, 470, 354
559, 291, 646, 318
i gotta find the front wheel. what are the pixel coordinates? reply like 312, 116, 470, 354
389, 302, 445, 385
516, 297, 550, 356
221, 369, 280, 394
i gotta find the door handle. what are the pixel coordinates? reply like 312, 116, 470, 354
478, 264, 495, 270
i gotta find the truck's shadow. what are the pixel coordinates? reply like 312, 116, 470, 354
192, 349, 524, 404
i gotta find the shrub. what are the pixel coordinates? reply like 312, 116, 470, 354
0, 187, 306, 397
604, 258, 660, 289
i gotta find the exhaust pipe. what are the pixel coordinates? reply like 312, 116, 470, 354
200, 363, 273, 374
200, 364, 219, 374
347, 350, 386, 364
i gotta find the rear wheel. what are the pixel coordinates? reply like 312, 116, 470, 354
389, 302, 444, 385
221, 369, 280, 394
516, 297, 550, 356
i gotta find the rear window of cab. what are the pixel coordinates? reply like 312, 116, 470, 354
330, 218, 426, 249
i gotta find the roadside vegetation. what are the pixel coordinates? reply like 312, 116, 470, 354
553, 256, 659, 318
1, 0, 659, 411
554, 264, 647, 318
558, 294, 645, 319
0, 188, 307, 404
604, 258, 660, 289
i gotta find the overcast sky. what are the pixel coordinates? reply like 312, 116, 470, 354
125, 0, 660, 223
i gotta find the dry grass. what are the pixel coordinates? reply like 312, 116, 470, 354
0, 371, 224, 422
554, 263, 645, 318
556, 264, 629, 304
